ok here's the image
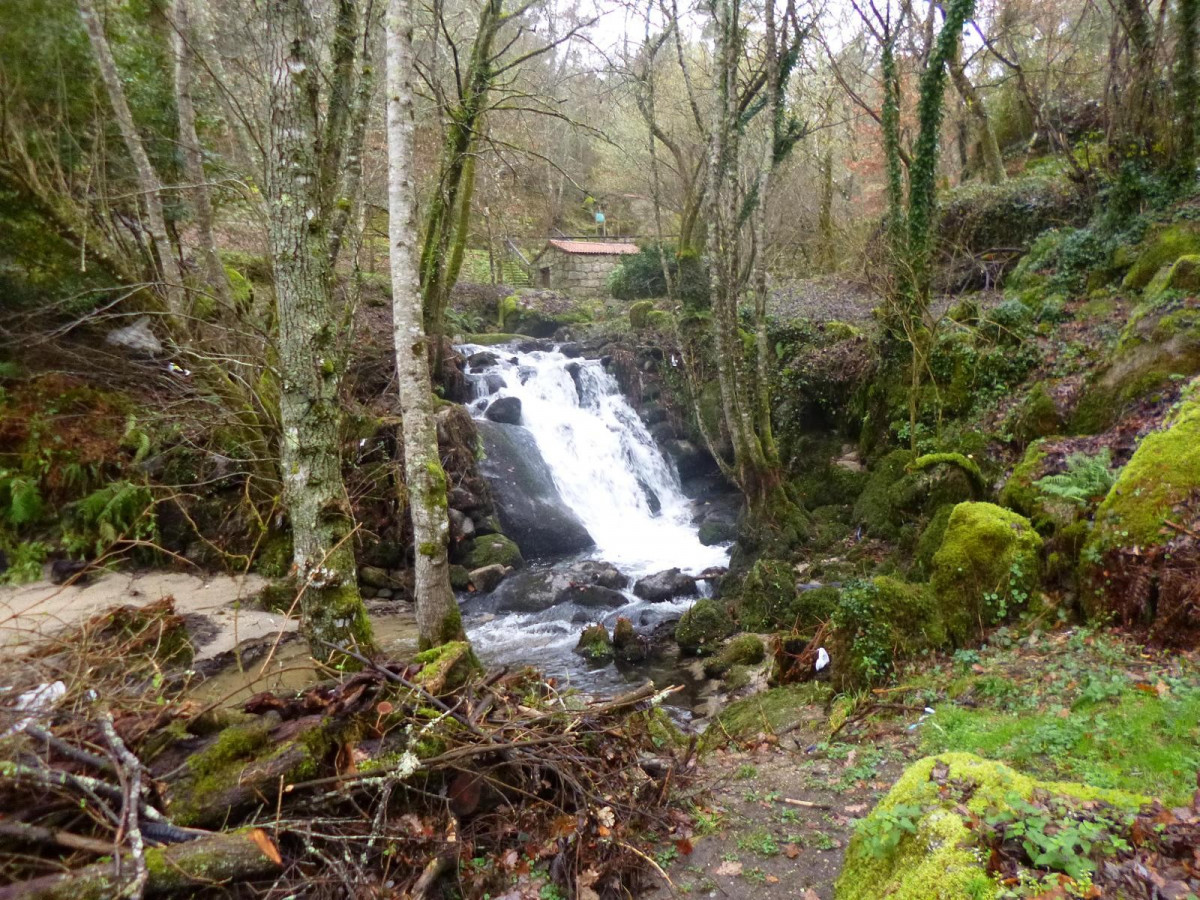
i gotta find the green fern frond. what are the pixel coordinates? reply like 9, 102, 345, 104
1035, 449, 1118, 507
0, 470, 44, 527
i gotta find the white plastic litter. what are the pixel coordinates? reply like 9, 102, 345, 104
2, 680, 66, 739
815, 647, 830, 672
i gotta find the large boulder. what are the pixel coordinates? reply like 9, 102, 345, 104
1081, 378, 1200, 643
675, 598, 734, 655
459, 534, 524, 571
836, 753, 1143, 900
633, 568, 698, 602
476, 420, 594, 558
930, 502, 1042, 643
829, 577, 947, 687
484, 396, 522, 425
481, 560, 630, 615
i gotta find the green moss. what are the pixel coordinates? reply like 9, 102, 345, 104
459, 534, 524, 570
734, 558, 796, 632
930, 502, 1042, 642
835, 753, 1145, 900
1007, 383, 1062, 446
498, 294, 520, 328
852, 449, 917, 540
703, 633, 766, 678
998, 439, 1050, 517
463, 332, 525, 346
645, 309, 672, 330
629, 299, 655, 329
908, 453, 988, 499
253, 532, 293, 579
449, 565, 471, 590
413, 640, 481, 693
1121, 223, 1200, 290
830, 577, 947, 687
574, 623, 613, 661
675, 597, 734, 655
710, 683, 832, 744
914, 505, 954, 578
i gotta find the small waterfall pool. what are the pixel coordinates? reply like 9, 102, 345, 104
457, 341, 731, 693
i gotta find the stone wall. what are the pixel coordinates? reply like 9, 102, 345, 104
542, 249, 621, 295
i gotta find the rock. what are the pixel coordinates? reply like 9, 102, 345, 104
704, 634, 766, 678
518, 339, 551, 352
675, 598, 733, 655
470, 513, 502, 535
836, 753, 1144, 900
375, 587, 393, 600
557, 583, 628, 609
697, 566, 728, 582
482, 373, 505, 395
558, 342, 583, 358
476, 420, 594, 558
459, 534, 525, 571
359, 566, 404, 590
697, 517, 736, 546
484, 396, 522, 425
448, 508, 476, 543
414, 641, 482, 694
663, 439, 717, 479
930, 502, 1042, 643
571, 560, 630, 589
565, 361, 585, 400
518, 365, 537, 384
448, 486, 481, 511
637, 479, 661, 515
449, 565, 472, 590
467, 350, 499, 370
105, 316, 163, 356
612, 617, 646, 661
640, 404, 668, 426
649, 421, 676, 443
834, 445, 866, 473
574, 623, 613, 661
633, 568, 698, 602
469, 563, 509, 594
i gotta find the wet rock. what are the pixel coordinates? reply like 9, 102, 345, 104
634, 568, 698, 602
649, 421, 676, 443
565, 361, 585, 400
557, 583, 628, 609
612, 616, 647, 661
448, 508, 476, 543
518, 365, 537, 384
575, 623, 613, 661
518, 339, 550, 352
459, 534, 524, 571
476, 420, 594, 558
482, 373, 505, 395
448, 486, 481, 511
698, 566, 728, 582
571, 560, 630, 589
638, 479, 662, 515
663, 439, 717, 480
467, 350, 499, 370
484, 396, 522, 425
359, 566, 404, 590
558, 342, 583, 358
640, 403, 668, 426
469, 563, 510, 594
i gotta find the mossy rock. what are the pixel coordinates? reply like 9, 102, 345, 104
1081, 378, 1200, 620
463, 332, 525, 346
829, 577, 947, 687
698, 519, 737, 545
703, 633, 766, 678
1007, 382, 1062, 446
1121, 223, 1200, 291
645, 309, 672, 330
734, 558, 796, 632
913, 505, 954, 578
998, 439, 1051, 517
459, 534, 524, 571
835, 752, 1145, 900
449, 565, 472, 590
851, 449, 917, 540
575, 623, 613, 661
629, 300, 655, 329
413, 640, 482, 694
930, 502, 1042, 642
709, 683, 832, 744
675, 597, 734, 655
253, 532, 293, 579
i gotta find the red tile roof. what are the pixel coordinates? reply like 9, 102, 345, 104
546, 239, 640, 255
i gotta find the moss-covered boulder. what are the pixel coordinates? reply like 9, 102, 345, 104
913, 504, 953, 578
708, 683, 831, 745
574, 623, 613, 661
1007, 382, 1063, 445
829, 577, 947, 687
998, 439, 1051, 518
836, 753, 1144, 900
703, 633, 766, 678
852, 449, 917, 539
930, 502, 1042, 642
675, 597, 734, 655
1081, 379, 1200, 640
459, 534, 524, 571
629, 299, 654, 329
734, 558, 797, 632
1121, 223, 1200, 291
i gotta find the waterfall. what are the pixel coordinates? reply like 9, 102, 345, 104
458, 342, 730, 682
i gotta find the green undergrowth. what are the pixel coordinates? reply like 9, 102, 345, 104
910, 629, 1200, 805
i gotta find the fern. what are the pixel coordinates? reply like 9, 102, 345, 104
122, 414, 153, 465
1, 541, 49, 584
0, 470, 44, 527
67, 481, 157, 555
1035, 449, 1119, 508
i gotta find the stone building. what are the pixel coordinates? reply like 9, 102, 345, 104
531, 239, 639, 295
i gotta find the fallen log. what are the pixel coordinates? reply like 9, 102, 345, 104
0, 829, 281, 899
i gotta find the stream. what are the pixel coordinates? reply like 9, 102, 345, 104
457, 342, 731, 697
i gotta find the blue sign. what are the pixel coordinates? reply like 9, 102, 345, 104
595, 212, 605, 224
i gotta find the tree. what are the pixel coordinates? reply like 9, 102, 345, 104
1173, 0, 1199, 179
265, 0, 374, 657
386, 0, 466, 649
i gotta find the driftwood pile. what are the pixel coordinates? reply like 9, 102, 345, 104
0, 600, 694, 898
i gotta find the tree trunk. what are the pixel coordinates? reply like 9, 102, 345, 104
77, 0, 187, 323
387, 0, 466, 649
1174, 0, 1199, 177
266, 0, 373, 657
172, 0, 233, 313
950, 44, 1005, 185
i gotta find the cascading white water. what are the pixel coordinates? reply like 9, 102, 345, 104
458, 342, 730, 681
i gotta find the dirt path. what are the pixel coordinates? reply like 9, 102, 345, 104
645, 726, 917, 899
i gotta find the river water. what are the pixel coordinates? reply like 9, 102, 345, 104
458, 342, 730, 691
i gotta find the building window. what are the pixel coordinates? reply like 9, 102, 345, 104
539, 266, 551, 288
